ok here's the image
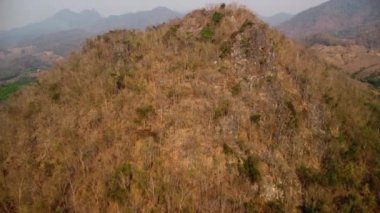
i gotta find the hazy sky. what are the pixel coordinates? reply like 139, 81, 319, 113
0, 0, 328, 31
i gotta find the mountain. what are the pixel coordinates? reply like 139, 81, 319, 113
278, 0, 380, 49
0, 7, 181, 50
1, 5, 379, 212
0, 7, 181, 83
260, 13, 293, 26
0, 9, 102, 49
93, 6, 182, 33
311, 44, 380, 88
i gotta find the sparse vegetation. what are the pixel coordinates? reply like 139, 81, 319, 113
0, 4, 379, 212
212, 12, 223, 24
242, 155, 261, 183
223, 143, 234, 155
213, 99, 230, 120
296, 165, 321, 187
136, 105, 155, 119
285, 100, 298, 128
299, 199, 325, 213
250, 114, 261, 124
239, 19, 254, 33
231, 82, 241, 96
219, 41, 232, 58
264, 201, 285, 213
200, 25, 214, 40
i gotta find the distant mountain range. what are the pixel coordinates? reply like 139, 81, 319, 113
278, 0, 380, 49
0, 7, 181, 53
0, 7, 181, 82
259, 13, 293, 26
0, 9, 103, 50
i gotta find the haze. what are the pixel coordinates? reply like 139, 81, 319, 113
0, 0, 328, 31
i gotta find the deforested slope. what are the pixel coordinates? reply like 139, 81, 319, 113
0, 5, 379, 212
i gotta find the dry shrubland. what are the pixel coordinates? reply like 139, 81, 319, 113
0, 4, 379, 212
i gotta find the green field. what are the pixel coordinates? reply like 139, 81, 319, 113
0, 77, 34, 101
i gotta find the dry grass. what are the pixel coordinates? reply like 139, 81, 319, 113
0, 4, 379, 212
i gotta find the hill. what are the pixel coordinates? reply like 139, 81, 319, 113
311, 44, 380, 88
260, 13, 293, 26
93, 7, 182, 33
0, 4, 379, 212
278, 0, 380, 49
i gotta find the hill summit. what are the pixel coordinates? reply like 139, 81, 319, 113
1, 4, 379, 212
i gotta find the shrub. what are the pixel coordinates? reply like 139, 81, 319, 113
322, 155, 340, 186
201, 25, 214, 41
126, 79, 145, 94
220, 41, 232, 58
48, 82, 61, 101
111, 73, 126, 90
107, 164, 133, 203
240, 37, 252, 55
285, 101, 296, 116
285, 101, 298, 128
44, 163, 55, 177
103, 35, 111, 43
24, 101, 41, 119
213, 100, 230, 120
223, 143, 234, 155
343, 140, 360, 161
242, 155, 261, 183
236, 139, 247, 152
163, 24, 180, 44
296, 165, 321, 187
323, 93, 334, 105
250, 114, 261, 124
333, 193, 365, 213
212, 12, 223, 24
231, 83, 241, 96
264, 201, 285, 213
244, 200, 260, 212
51, 92, 61, 101
239, 19, 253, 33
136, 105, 155, 120
299, 199, 325, 213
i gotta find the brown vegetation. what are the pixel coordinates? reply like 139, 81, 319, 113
0, 4, 379, 212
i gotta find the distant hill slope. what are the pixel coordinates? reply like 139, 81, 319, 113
0, 5, 379, 212
93, 7, 182, 33
0, 9, 103, 49
312, 44, 380, 88
0, 7, 182, 50
278, 0, 380, 49
260, 13, 293, 26
0, 7, 181, 83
